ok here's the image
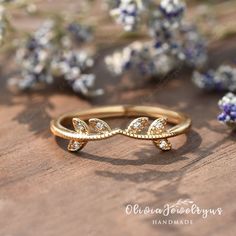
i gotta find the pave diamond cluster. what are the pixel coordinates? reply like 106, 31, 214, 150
68, 116, 172, 152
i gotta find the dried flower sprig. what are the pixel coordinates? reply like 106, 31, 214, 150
51, 50, 103, 96
193, 65, 236, 92
105, 0, 207, 78
218, 92, 236, 130
105, 41, 177, 76
150, 0, 185, 33
110, 0, 144, 32
67, 22, 93, 44
9, 20, 103, 97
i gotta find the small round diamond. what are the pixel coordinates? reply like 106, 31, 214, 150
68, 140, 82, 151
159, 140, 167, 148
157, 139, 171, 151
133, 121, 141, 129
96, 122, 104, 130
73, 141, 81, 149
77, 124, 84, 130
155, 122, 164, 129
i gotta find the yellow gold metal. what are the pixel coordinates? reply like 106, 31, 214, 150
50, 105, 191, 152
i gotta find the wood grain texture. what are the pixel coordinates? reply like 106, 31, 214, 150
0, 1, 236, 236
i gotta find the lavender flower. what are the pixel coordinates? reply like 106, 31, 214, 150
159, 0, 185, 22
110, 0, 144, 31
150, 1, 206, 68
193, 65, 236, 92
9, 20, 54, 90
150, 0, 185, 37
105, 41, 176, 76
67, 23, 92, 44
106, 0, 206, 77
218, 92, 236, 130
51, 50, 103, 96
8, 20, 103, 97
179, 23, 207, 67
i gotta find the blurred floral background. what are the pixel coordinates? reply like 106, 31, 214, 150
1, 0, 236, 130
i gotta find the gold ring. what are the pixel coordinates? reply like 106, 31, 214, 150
50, 105, 191, 152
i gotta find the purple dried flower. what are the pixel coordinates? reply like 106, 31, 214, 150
193, 65, 236, 92
106, 0, 207, 78
110, 0, 144, 31
218, 92, 236, 130
67, 23, 92, 43
8, 20, 102, 97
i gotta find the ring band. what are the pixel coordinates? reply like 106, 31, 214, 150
50, 105, 191, 152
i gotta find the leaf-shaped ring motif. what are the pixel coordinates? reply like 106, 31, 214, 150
126, 117, 149, 134
67, 117, 172, 152
67, 118, 89, 152
148, 118, 172, 151
89, 118, 112, 133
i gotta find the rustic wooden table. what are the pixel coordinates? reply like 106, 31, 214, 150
0, 1, 236, 236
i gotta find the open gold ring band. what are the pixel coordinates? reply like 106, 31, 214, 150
50, 105, 191, 152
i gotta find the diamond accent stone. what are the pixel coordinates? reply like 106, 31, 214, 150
159, 140, 167, 149
89, 118, 111, 133
133, 121, 141, 129
77, 124, 85, 131
127, 117, 149, 134
148, 118, 167, 135
96, 122, 104, 130
72, 118, 89, 134
73, 141, 81, 149
154, 122, 164, 129
156, 139, 172, 151
68, 140, 82, 151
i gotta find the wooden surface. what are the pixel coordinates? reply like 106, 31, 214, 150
0, 1, 236, 236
